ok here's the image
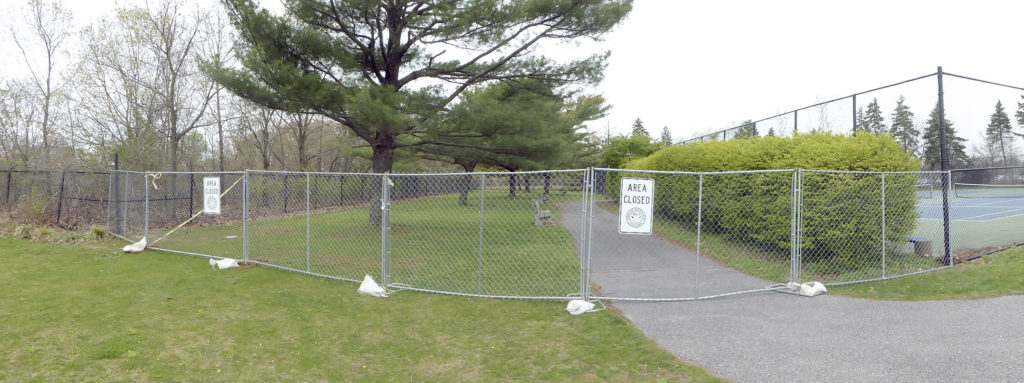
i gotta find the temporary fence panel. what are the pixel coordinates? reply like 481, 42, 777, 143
798, 171, 954, 285
141, 172, 246, 259
589, 169, 794, 301
387, 170, 586, 299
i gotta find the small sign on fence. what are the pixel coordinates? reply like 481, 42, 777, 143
619, 177, 654, 235
203, 177, 221, 215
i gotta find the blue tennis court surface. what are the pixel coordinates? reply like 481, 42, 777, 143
918, 196, 1024, 222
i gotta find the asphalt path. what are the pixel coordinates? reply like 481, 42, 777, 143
560, 201, 1024, 382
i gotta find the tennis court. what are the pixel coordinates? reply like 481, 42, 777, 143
918, 184, 1024, 222
914, 182, 1024, 252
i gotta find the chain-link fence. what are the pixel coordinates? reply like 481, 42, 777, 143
1, 169, 113, 229
588, 168, 958, 301
7, 167, 1000, 301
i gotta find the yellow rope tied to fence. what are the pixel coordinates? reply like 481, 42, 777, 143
145, 172, 162, 190
148, 175, 245, 247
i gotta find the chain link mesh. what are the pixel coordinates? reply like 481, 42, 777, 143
387, 171, 584, 298
799, 171, 953, 284
13, 167, 1003, 300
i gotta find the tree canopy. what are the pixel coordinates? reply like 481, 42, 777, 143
889, 95, 917, 154
922, 102, 968, 170
208, 0, 632, 173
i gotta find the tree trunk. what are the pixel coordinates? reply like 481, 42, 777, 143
508, 172, 517, 198
368, 137, 395, 226
458, 162, 477, 206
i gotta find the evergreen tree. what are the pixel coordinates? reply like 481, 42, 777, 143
767, 126, 776, 137
863, 98, 886, 134
922, 103, 968, 170
208, 0, 631, 174
659, 126, 672, 147
1016, 95, 1024, 137
889, 96, 918, 154
733, 119, 758, 139
854, 107, 866, 132
985, 100, 1015, 166
631, 118, 649, 138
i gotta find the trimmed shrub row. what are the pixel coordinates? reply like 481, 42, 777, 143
614, 133, 921, 269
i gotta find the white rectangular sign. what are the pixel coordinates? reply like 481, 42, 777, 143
619, 177, 654, 235
203, 177, 221, 215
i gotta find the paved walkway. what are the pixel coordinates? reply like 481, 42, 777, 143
560, 202, 1024, 382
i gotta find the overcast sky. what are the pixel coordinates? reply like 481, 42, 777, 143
3, 0, 1023, 150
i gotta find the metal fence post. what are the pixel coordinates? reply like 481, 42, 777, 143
243, 171, 249, 262
790, 169, 803, 283
852, 94, 858, 132
189, 174, 195, 217
477, 174, 486, 295
306, 173, 311, 272
581, 168, 595, 301
381, 173, 392, 286
578, 169, 589, 300
881, 173, 887, 278
55, 171, 66, 226
944, 171, 953, 266
695, 173, 703, 298
113, 154, 121, 234
797, 169, 804, 280
4, 170, 10, 205
937, 66, 952, 266
283, 174, 290, 213
144, 172, 150, 241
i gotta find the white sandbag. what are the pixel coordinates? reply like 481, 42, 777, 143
787, 281, 827, 297
209, 257, 239, 270
566, 299, 595, 315
357, 275, 387, 298
122, 238, 147, 253
800, 281, 827, 296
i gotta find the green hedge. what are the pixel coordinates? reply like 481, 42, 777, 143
616, 133, 921, 269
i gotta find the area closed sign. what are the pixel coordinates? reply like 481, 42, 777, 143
203, 177, 221, 215
619, 178, 654, 235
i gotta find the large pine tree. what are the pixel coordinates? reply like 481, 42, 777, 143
862, 98, 886, 134
1016, 95, 1024, 136
208, 0, 631, 174
631, 118, 649, 138
733, 119, 758, 139
889, 96, 918, 154
922, 103, 968, 170
985, 100, 1015, 166
659, 126, 672, 147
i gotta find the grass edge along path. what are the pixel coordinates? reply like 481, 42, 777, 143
829, 245, 1024, 300
0, 238, 723, 382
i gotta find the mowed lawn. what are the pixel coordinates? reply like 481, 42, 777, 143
830, 245, 1024, 300
0, 238, 723, 382
154, 190, 582, 298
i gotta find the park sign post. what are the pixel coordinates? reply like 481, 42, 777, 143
619, 178, 654, 235
203, 177, 221, 215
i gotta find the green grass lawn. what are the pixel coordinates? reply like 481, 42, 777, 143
153, 190, 583, 298
829, 245, 1024, 300
0, 238, 722, 382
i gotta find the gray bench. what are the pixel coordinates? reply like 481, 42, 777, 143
533, 200, 552, 226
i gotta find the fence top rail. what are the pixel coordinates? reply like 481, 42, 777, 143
596, 168, 797, 176
801, 169, 948, 175
141, 171, 246, 175
4, 169, 114, 175
950, 165, 1024, 173
390, 168, 587, 177
245, 168, 588, 177
247, 169, 375, 176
